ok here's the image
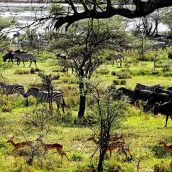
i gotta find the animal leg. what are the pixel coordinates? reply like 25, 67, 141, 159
23, 61, 25, 67
165, 115, 169, 128
29, 61, 32, 67
34, 61, 37, 67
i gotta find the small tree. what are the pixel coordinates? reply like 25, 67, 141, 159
57, 20, 111, 118
88, 83, 127, 172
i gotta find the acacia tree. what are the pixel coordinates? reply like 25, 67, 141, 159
46, 0, 172, 30
57, 20, 111, 118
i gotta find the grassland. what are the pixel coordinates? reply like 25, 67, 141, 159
0, 50, 172, 172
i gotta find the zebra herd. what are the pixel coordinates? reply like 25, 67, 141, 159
0, 83, 65, 112
2, 50, 37, 67
116, 83, 172, 127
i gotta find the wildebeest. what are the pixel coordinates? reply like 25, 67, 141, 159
14, 53, 37, 67
2, 51, 15, 63
143, 92, 170, 112
152, 42, 167, 51
109, 53, 124, 67
154, 101, 172, 128
116, 87, 134, 103
134, 83, 163, 93
133, 89, 152, 106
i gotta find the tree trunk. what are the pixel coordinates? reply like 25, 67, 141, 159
97, 148, 106, 172
78, 81, 86, 118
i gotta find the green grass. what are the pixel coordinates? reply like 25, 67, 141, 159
0, 52, 172, 172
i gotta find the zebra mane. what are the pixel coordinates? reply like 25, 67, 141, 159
30, 87, 39, 91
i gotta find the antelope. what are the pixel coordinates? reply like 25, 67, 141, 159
7, 136, 33, 153
87, 134, 129, 158
36, 137, 70, 162
159, 140, 172, 153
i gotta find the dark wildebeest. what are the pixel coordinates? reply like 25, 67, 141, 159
154, 102, 172, 128
2, 51, 15, 63
116, 87, 134, 103
143, 92, 170, 112
133, 89, 152, 106
134, 83, 163, 93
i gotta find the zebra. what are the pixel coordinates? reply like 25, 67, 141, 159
14, 52, 37, 67
109, 53, 124, 67
0, 82, 25, 97
25, 87, 66, 113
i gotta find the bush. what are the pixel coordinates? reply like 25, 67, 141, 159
96, 68, 110, 75
14, 69, 30, 75
116, 72, 131, 79
111, 71, 116, 76
51, 73, 60, 80
71, 153, 83, 162
113, 79, 126, 85
1, 106, 12, 112
154, 161, 172, 172
30, 68, 42, 74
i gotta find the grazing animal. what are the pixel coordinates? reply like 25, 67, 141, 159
116, 87, 134, 103
144, 92, 170, 112
36, 137, 69, 162
56, 53, 74, 73
159, 140, 172, 153
87, 135, 130, 158
0, 82, 25, 97
154, 102, 172, 127
2, 51, 15, 63
134, 83, 163, 93
110, 53, 124, 67
133, 89, 152, 106
25, 87, 66, 113
152, 42, 167, 51
14, 52, 37, 67
7, 136, 32, 153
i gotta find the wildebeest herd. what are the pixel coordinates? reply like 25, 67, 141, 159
2, 49, 37, 67
117, 83, 172, 127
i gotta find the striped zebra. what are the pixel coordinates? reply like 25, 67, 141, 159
25, 87, 65, 113
14, 52, 37, 67
0, 82, 25, 97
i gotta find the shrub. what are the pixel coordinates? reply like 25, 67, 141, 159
116, 72, 131, 79
30, 68, 42, 74
111, 71, 116, 76
51, 73, 60, 80
14, 69, 30, 75
162, 63, 171, 72
71, 153, 83, 162
1, 106, 12, 112
154, 161, 172, 172
96, 68, 110, 75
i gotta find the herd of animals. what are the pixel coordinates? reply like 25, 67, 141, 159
0, 81, 172, 162
117, 83, 172, 127
1, 49, 172, 164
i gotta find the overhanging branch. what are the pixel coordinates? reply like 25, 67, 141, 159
54, 0, 172, 30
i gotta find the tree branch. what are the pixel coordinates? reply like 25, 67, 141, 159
53, 0, 172, 30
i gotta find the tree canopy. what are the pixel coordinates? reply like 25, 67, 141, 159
49, 0, 172, 30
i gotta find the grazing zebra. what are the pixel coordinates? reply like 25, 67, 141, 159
0, 82, 25, 97
25, 87, 65, 113
14, 52, 37, 67
56, 53, 74, 73
109, 53, 124, 67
